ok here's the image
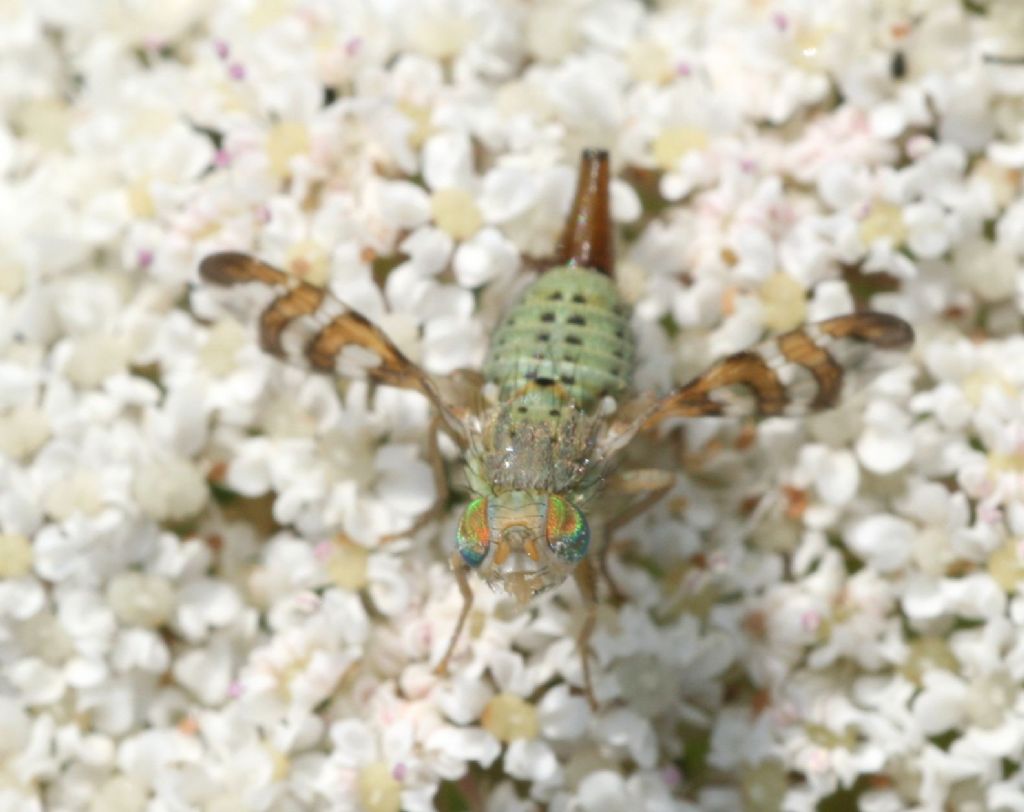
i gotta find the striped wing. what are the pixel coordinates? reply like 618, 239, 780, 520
198, 252, 469, 442
643, 313, 914, 427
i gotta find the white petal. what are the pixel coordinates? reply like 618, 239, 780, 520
594, 708, 658, 769
539, 684, 589, 740
504, 739, 560, 783
912, 673, 967, 736
436, 676, 493, 726
575, 770, 629, 812
479, 166, 540, 223
423, 131, 475, 191
869, 101, 907, 139
367, 554, 410, 617
904, 202, 951, 258
172, 643, 232, 705
0, 696, 30, 755
453, 228, 518, 288
376, 180, 431, 229
846, 514, 913, 573
425, 726, 501, 769
803, 446, 860, 506
399, 227, 453, 276
856, 426, 913, 475
611, 179, 641, 222
329, 719, 375, 766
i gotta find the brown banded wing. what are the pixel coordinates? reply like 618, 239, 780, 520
642, 312, 914, 428
198, 252, 469, 443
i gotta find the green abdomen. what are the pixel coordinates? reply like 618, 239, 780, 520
484, 266, 634, 411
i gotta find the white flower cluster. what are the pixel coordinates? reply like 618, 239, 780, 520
1, 0, 1023, 809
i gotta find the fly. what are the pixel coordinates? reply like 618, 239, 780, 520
197, 150, 914, 706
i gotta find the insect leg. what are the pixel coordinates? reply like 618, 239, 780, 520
435, 551, 473, 676
573, 557, 600, 710
600, 468, 675, 599
381, 414, 450, 543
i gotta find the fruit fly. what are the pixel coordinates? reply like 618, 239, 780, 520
198, 150, 913, 705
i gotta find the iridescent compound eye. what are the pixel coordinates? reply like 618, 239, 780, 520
545, 495, 589, 562
456, 497, 491, 567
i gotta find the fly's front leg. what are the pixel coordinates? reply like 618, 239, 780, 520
435, 551, 473, 676
573, 557, 600, 710
381, 414, 450, 543
600, 468, 675, 600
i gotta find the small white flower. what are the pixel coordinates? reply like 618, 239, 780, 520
319, 710, 446, 811
569, 768, 688, 812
